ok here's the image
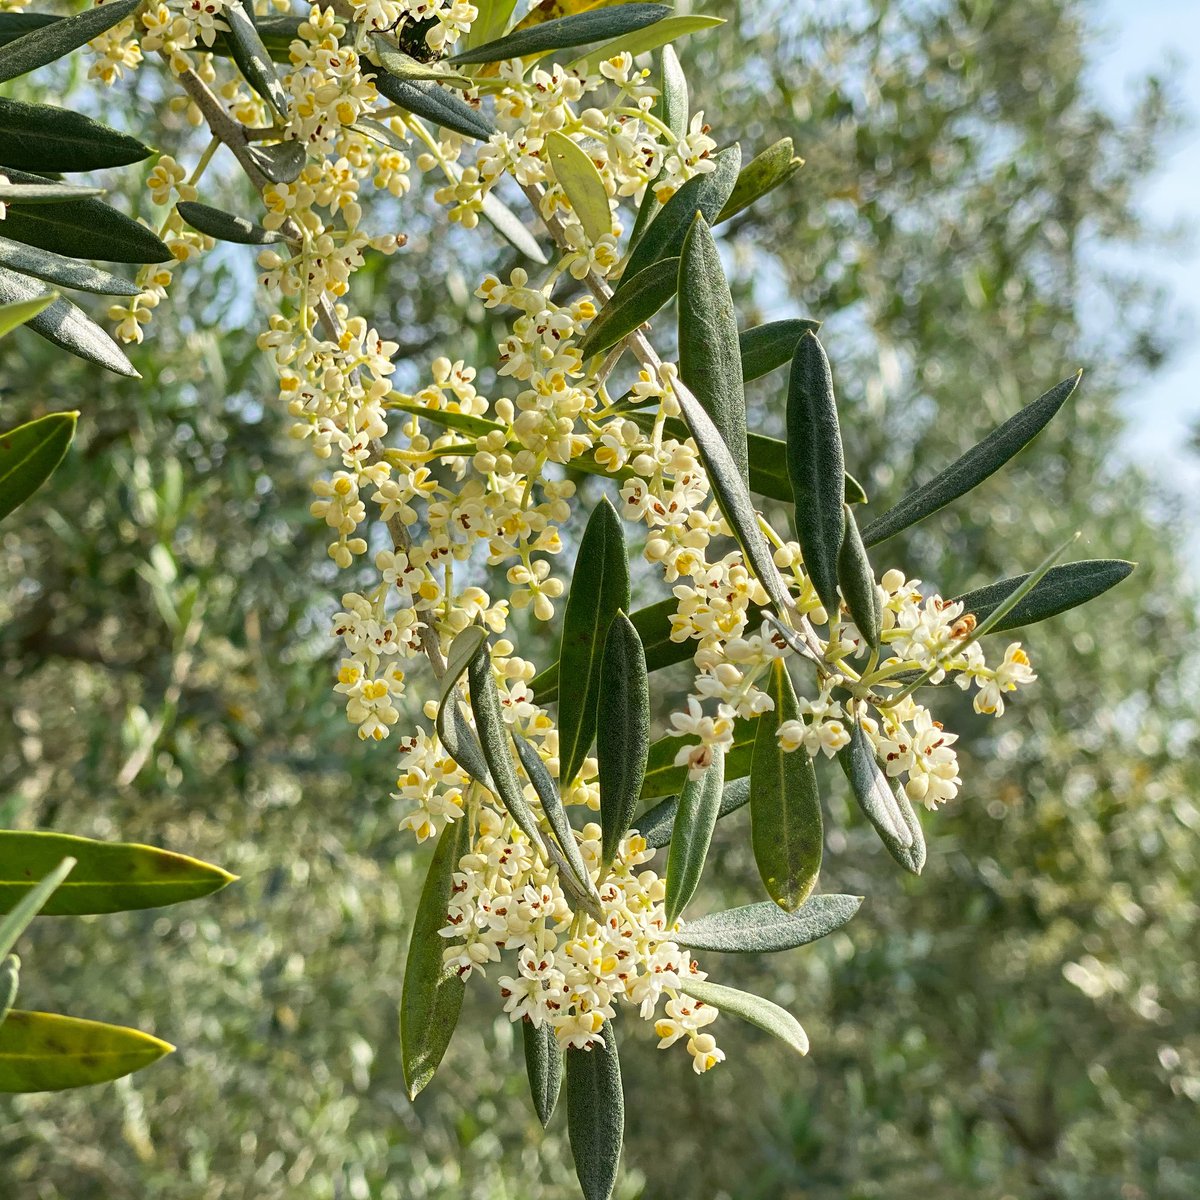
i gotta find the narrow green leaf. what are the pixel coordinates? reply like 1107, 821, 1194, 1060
844, 471, 868, 505
465, 0, 519, 49
674, 895, 862, 954
480, 186, 548, 263
0, 831, 235, 917
664, 747, 724, 926
576, 256, 678, 359
678, 213, 749, 485
639, 776, 749, 850
224, 2, 289, 115
0, 289, 54, 337
247, 139, 306, 184
513, 733, 596, 904
370, 71, 496, 140
0, 955, 17, 1026
952, 559, 1134, 632
628, 45, 687, 250
596, 612, 649, 870
557, 497, 631, 787
523, 1020, 562, 1129
0, 97, 151, 172
450, 2, 670, 64
0, 180, 103, 202
0, 0, 142, 84
750, 661, 822, 911
672, 377, 793, 614
739, 317, 821, 382
569, 13, 724, 73
0, 167, 171, 264
370, 36, 475, 86
467, 642, 546, 851
545, 130, 611, 244
0, 857, 74, 961
837, 504, 881, 649
400, 815, 470, 1100
566, 1021, 624, 1200
716, 137, 802, 224
683, 979, 808, 1056
641, 716, 759, 800
0, 235, 141, 295
620, 144, 741, 285
786, 331, 847, 614
861, 372, 1082, 548
837, 718, 925, 875
0, 267, 138, 377
434, 625, 493, 788
391, 394, 505, 439
0, 1011, 173, 1092
176, 200, 287, 246
0, 411, 75, 523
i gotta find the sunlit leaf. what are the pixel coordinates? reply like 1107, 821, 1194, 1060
0, 831, 235, 916
0, 411, 75, 524
628, 44, 687, 249
0, 955, 17, 1027
0, 180, 103, 202
861, 372, 1081, 547
750, 661, 822, 911
0, 0, 142, 85
674, 894, 862, 954
678, 214, 748, 485
684, 979, 809, 1056
523, 1020, 562, 1128
0, 289, 54, 337
786, 330, 847, 613
545, 130, 612, 243
247, 139, 306, 184
716, 137, 803, 223
569, 13, 724, 73
0, 857, 74, 961
566, 1021, 624, 1200
370, 34, 475, 87
400, 815, 470, 1101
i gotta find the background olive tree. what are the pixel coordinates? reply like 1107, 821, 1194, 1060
1, 0, 1196, 1197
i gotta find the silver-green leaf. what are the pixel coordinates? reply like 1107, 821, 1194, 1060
0, 0, 142, 84
683, 978, 808, 1056
523, 1020, 562, 1129
664, 747, 725, 927
674, 894, 862, 954
837, 503, 881, 649
566, 1021, 625, 1200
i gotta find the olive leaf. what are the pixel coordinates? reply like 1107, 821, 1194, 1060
786, 330, 847, 614
0, 267, 138, 377
0, 0, 142, 84
0, 410, 76, 522
225, 1, 289, 118
861, 372, 1081, 547
434, 625, 493, 787
628, 44, 687, 250
0, 235, 141, 295
671, 376, 793, 614
568, 13, 724, 74
247, 139, 306, 185
639, 776, 750, 850
0, 955, 16, 1027
950, 559, 1134, 633
450, 2, 670, 64
566, 1021, 625, 1200
750, 661, 823, 911
837, 718, 925, 875
674, 894, 862, 954
683, 979, 809, 1057
556, 496, 630, 788
837, 503, 881, 649
0, 97, 152, 172
678, 213, 749, 485
467, 641, 547, 852
620, 144, 741, 284
716, 137, 803, 224
370, 34, 475, 87
0, 857, 75, 961
0, 1011, 174, 1093
596, 612, 649, 871
641, 716, 759, 800
0, 180, 103, 202
545, 130, 611, 244
739, 317, 821, 382
0, 290, 54, 338
0, 831, 235, 916
0, 168, 171, 264
576, 256, 679, 359
523, 1021, 563, 1129
176, 200, 288, 246
400, 814, 470, 1101
369, 72, 496, 141
664, 746, 725, 927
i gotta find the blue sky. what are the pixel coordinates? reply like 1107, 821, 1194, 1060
1092, 0, 1199, 492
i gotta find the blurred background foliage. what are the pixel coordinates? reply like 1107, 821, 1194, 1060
2, 0, 1198, 1197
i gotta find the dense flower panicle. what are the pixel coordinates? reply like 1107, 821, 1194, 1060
83, 0, 1042, 1067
